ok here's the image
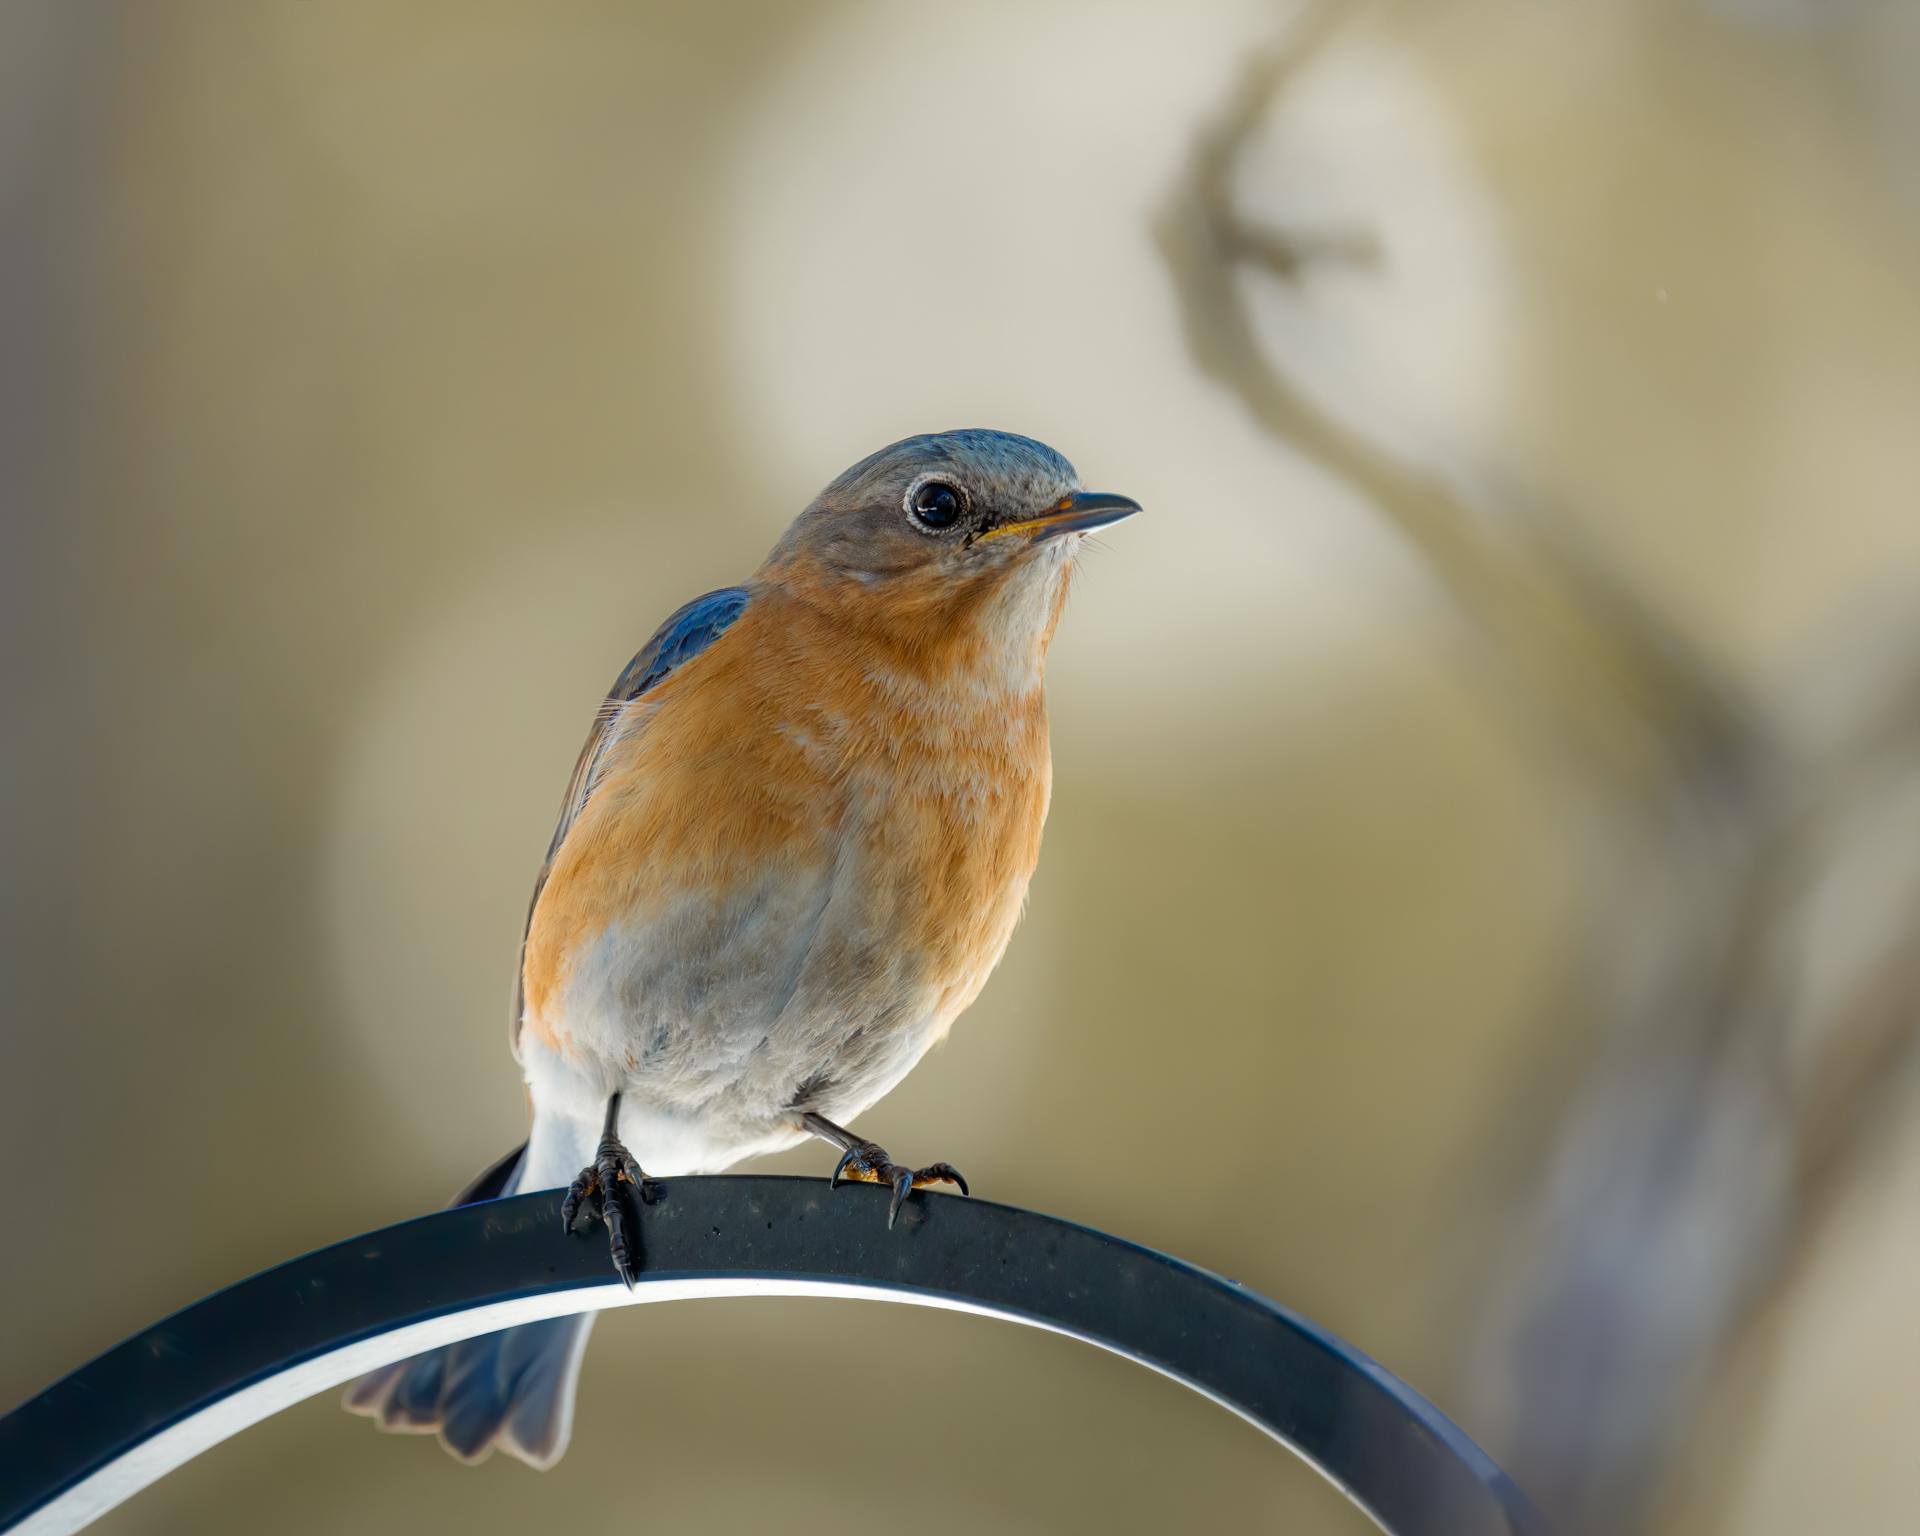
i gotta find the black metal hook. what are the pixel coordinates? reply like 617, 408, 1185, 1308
0, 1177, 1544, 1536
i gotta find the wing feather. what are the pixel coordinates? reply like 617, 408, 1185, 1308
509, 586, 752, 1052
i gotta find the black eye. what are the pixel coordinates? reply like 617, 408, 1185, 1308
907, 478, 966, 532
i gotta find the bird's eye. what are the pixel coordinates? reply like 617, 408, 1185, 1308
906, 478, 967, 532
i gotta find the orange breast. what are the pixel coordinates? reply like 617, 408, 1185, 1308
519, 583, 1054, 1060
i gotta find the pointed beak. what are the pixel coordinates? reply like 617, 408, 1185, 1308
976, 490, 1145, 543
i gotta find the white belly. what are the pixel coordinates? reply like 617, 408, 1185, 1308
516, 1038, 816, 1186
519, 850, 953, 1178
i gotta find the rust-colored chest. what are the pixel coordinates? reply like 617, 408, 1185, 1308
519, 588, 1055, 1054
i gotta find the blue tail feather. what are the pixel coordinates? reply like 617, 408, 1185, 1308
343, 1144, 595, 1468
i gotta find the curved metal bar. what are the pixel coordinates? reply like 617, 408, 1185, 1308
0, 1177, 1544, 1535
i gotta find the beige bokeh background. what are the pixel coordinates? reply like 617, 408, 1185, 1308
4, 2, 1918, 1532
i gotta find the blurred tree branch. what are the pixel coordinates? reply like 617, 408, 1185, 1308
1154, 4, 1920, 1532
1153, 0, 1760, 807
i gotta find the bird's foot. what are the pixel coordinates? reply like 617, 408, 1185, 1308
829, 1139, 969, 1229
560, 1133, 660, 1288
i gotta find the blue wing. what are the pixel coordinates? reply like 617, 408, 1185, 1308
510, 586, 752, 1050
597, 586, 756, 717
545, 586, 752, 861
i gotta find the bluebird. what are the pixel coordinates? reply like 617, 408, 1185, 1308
344, 430, 1140, 1465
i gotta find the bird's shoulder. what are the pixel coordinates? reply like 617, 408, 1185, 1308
599, 586, 755, 712
511, 584, 754, 1054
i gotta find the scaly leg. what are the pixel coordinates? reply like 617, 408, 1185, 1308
801, 1111, 969, 1230
560, 1092, 660, 1287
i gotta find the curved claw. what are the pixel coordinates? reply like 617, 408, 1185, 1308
563, 1133, 652, 1285
560, 1166, 600, 1235
886, 1167, 914, 1230
919, 1162, 969, 1198
822, 1136, 969, 1227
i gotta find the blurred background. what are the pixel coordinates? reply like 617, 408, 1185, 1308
4, 1, 1919, 1531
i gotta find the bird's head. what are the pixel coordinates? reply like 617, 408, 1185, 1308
762, 429, 1140, 674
